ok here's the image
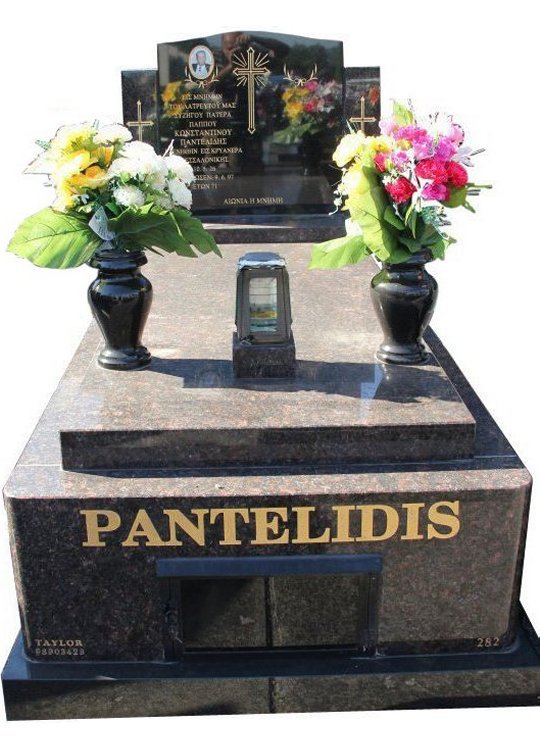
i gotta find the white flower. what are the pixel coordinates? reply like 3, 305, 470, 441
164, 154, 195, 186
153, 193, 174, 210
108, 156, 142, 178
145, 171, 167, 191
113, 184, 146, 208
94, 124, 133, 145
167, 178, 192, 209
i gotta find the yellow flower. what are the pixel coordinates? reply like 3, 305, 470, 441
162, 82, 180, 104
69, 164, 109, 189
52, 182, 78, 212
371, 135, 393, 153
340, 161, 365, 196
333, 132, 367, 168
51, 123, 96, 154
285, 101, 304, 120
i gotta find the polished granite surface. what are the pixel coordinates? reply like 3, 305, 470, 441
54, 244, 475, 470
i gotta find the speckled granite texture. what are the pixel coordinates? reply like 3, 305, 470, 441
56, 247, 476, 471
1, 243, 534, 677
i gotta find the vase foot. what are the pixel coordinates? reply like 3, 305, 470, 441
97, 346, 151, 371
375, 342, 429, 366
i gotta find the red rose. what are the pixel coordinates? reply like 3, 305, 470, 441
415, 158, 448, 183
385, 176, 416, 204
446, 161, 469, 188
374, 152, 388, 172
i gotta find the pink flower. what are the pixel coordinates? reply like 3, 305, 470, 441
446, 161, 468, 188
379, 117, 398, 136
304, 100, 317, 113
392, 151, 409, 171
411, 131, 434, 160
415, 158, 448, 183
374, 152, 388, 172
395, 125, 417, 141
449, 123, 465, 145
305, 79, 318, 93
422, 182, 450, 201
435, 136, 458, 161
385, 176, 416, 204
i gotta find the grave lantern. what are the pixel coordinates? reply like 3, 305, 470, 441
233, 252, 295, 377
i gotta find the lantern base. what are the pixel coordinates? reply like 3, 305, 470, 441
232, 332, 296, 378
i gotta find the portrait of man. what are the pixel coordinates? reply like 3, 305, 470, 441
189, 45, 215, 80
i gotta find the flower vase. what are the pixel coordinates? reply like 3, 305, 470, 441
88, 249, 153, 370
370, 250, 438, 365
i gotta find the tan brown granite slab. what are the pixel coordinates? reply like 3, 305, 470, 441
55, 244, 476, 470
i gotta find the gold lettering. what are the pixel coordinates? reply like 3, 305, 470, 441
121, 510, 167, 547
209, 508, 249, 546
401, 503, 425, 540
251, 507, 289, 545
292, 507, 331, 544
357, 504, 400, 542
80, 510, 121, 547
331, 505, 356, 542
427, 501, 460, 539
163, 509, 208, 546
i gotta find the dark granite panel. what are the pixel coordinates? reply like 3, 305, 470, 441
269, 574, 370, 647
3, 612, 540, 719
180, 578, 267, 649
344, 67, 381, 136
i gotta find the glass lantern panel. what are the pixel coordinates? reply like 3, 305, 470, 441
248, 277, 278, 333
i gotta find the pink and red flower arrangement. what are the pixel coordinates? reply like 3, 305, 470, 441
311, 101, 490, 269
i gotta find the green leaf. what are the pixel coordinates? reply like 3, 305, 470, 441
404, 203, 418, 237
430, 238, 447, 260
7, 208, 100, 269
272, 123, 312, 145
393, 101, 414, 126
383, 205, 405, 230
346, 166, 399, 261
109, 206, 197, 257
398, 235, 422, 254
442, 186, 468, 209
172, 208, 221, 256
309, 234, 370, 269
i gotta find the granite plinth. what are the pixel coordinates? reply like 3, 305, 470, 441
55, 245, 475, 472
232, 332, 296, 378
3, 607, 540, 719
202, 214, 346, 244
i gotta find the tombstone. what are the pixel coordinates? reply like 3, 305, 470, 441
120, 31, 381, 242
2, 34, 540, 721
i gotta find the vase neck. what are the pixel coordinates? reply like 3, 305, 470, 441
383, 250, 432, 271
90, 249, 147, 272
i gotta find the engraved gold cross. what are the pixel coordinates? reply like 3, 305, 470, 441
350, 95, 377, 133
127, 100, 153, 141
232, 47, 270, 134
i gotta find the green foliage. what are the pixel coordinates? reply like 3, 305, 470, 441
172, 208, 222, 256
109, 205, 197, 256
108, 204, 221, 258
8, 203, 221, 269
393, 101, 414, 126
442, 186, 468, 209
346, 166, 400, 262
272, 123, 314, 145
309, 234, 369, 269
7, 208, 101, 269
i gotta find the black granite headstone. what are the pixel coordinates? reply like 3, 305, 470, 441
157, 31, 344, 217
121, 70, 159, 150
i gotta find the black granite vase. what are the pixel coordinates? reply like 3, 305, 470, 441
88, 249, 153, 370
370, 250, 438, 365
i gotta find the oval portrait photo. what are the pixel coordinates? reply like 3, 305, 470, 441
189, 45, 215, 80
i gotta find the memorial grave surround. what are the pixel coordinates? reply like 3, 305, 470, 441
2, 31, 540, 720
